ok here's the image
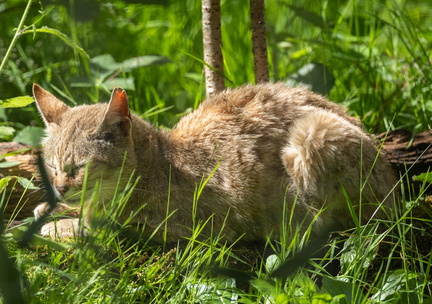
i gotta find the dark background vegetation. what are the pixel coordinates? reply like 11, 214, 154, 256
1, 0, 431, 137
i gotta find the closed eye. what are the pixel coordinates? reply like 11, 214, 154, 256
45, 162, 55, 169
64, 164, 86, 177
45, 162, 57, 173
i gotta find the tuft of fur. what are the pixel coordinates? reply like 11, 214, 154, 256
32, 83, 397, 242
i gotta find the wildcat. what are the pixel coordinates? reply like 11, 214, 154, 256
32, 83, 397, 242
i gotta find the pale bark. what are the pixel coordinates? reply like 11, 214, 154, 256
202, 0, 225, 97
250, 0, 269, 83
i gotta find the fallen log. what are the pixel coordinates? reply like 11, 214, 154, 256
377, 129, 432, 188
0, 142, 44, 221
1, 129, 431, 220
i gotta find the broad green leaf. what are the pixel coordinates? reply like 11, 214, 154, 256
103, 77, 136, 91
90, 54, 121, 75
0, 177, 11, 191
321, 276, 363, 304
371, 269, 420, 303
251, 278, 277, 297
186, 278, 238, 303
13, 126, 44, 146
310, 293, 333, 304
0, 96, 34, 108
265, 254, 281, 273
291, 47, 312, 59
16, 176, 39, 190
22, 26, 89, 60
120, 55, 171, 71
0, 161, 21, 168
89, 54, 171, 79
275, 293, 290, 304
339, 233, 377, 273
425, 100, 432, 112
2, 147, 33, 157
0, 126, 15, 138
413, 172, 432, 183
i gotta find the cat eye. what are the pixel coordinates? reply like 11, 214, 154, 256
45, 162, 55, 169
64, 164, 84, 177
45, 162, 58, 175
101, 132, 115, 143
90, 130, 117, 145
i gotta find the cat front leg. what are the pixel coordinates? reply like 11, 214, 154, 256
33, 203, 80, 220
33, 202, 81, 219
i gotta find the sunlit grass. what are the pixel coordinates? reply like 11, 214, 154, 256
2, 158, 430, 302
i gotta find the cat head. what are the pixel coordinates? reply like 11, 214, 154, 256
33, 84, 136, 204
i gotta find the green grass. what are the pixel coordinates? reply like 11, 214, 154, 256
2, 180, 431, 303
1, 0, 432, 303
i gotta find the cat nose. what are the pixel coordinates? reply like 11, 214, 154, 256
55, 185, 69, 196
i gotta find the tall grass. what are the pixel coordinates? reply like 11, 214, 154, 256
3, 177, 430, 303
0, 0, 431, 303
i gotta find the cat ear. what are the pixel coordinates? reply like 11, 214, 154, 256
33, 84, 69, 125
101, 87, 132, 137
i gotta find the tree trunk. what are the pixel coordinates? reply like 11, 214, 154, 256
250, 0, 269, 83
202, 0, 225, 97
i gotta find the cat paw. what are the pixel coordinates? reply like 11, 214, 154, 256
33, 202, 81, 219
33, 203, 49, 219
40, 219, 88, 238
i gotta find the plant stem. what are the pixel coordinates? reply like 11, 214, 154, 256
0, 0, 33, 75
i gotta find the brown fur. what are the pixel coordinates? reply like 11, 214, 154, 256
32, 83, 397, 242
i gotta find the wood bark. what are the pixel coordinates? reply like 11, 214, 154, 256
377, 129, 432, 185
0, 142, 44, 221
202, 0, 225, 97
250, 0, 269, 83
